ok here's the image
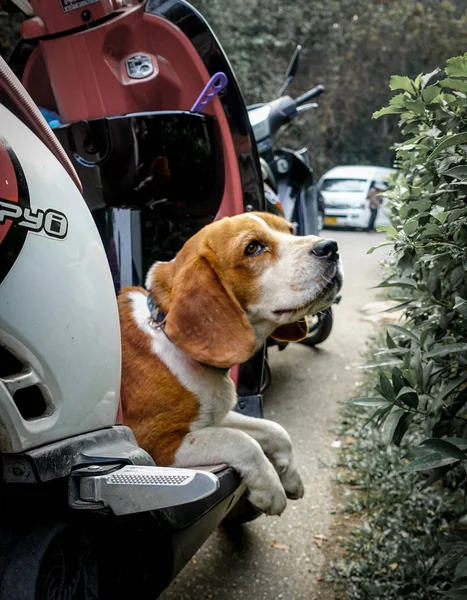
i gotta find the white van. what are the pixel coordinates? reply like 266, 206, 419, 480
319, 165, 396, 229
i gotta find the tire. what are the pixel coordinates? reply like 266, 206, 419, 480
222, 495, 263, 527
317, 209, 324, 233
0, 522, 98, 600
299, 308, 333, 347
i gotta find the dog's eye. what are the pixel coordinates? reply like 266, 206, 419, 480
245, 241, 264, 257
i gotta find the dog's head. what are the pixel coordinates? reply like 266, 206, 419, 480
146, 212, 342, 368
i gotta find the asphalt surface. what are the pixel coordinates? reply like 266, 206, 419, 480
160, 230, 387, 600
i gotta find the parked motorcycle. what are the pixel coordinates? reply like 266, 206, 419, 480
248, 45, 339, 351
0, 0, 269, 597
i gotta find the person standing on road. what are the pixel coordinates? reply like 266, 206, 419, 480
366, 181, 385, 232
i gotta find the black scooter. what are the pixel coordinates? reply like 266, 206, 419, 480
248, 46, 339, 352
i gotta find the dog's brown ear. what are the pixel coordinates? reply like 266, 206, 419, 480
271, 318, 309, 342
162, 257, 256, 368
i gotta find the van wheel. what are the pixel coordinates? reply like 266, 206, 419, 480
0, 522, 98, 600
317, 209, 324, 232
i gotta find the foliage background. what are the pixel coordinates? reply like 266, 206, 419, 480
191, 0, 467, 176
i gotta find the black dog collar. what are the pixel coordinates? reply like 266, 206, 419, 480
146, 292, 167, 329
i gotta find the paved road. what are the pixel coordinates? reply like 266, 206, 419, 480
161, 230, 386, 600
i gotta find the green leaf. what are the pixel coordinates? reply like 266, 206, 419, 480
386, 331, 396, 349
442, 165, 467, 179
413, 348, 423, 388
425, 344, 467, 358
389, 75, 416, 94
396, 386, 419, 409
403, 219, 419, 235
427, 133, 467, 161
373, 404, 395, 428
422, 85, 440, 104
448, 207, 467, 222
441, 437, 467, 451
402, 369, 417, 388
351, 397, 392, 408
455, 557, 467, 579
382, 408, 405, 445
439, 78, 467, 93
442, 587, 467, 598
439, 373, 467, 402
420, 68, 441, 89
387, 324, 420, 344
422, 361, 434, 390
379, 370, 395, 401
392, 412, 413, 446
373, 105, 404, 119
367, 242, 394, 255
445, 54, 467, 78
405, 98, 425, 114
376, 276, 418, 290
359, 360, 403, 369
420, 438, 467, 461
402, 452, 460, 472
389, 93, 411, 108
376, 224, 397, 237
383, 300, 414, 313
392, 367, 406, 395
434, 211, 449, 224
376, 281, 418, 290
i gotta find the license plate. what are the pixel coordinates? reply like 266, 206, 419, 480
324, 216, 338, 225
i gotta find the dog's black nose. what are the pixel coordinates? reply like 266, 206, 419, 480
312, 239, 339, 261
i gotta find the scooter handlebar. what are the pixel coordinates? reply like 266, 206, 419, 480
295, 85, 325, 107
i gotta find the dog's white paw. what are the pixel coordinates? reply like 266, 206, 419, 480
284, 472, 304, 500
248, 484, 287, 516
276, 459, 305, 500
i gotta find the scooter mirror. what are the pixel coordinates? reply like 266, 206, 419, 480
285, 44, 301, 79
277, 44, 302, 97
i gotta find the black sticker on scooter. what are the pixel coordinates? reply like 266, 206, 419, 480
0, 200, 68, 240
60, 0, 99, 13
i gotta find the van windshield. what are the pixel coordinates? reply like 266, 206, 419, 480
321, 178, 367, 193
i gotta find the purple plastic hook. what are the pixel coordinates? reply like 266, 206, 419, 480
190, 72, 228, 113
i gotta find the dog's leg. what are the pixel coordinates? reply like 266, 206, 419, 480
174, 427, 287, 516
219, 412, 304, 500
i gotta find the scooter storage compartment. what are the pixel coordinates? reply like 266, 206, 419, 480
54, 111, 225, 219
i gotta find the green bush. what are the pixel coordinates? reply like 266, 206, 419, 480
356, 53, 467, 596
332, 392, 463, 600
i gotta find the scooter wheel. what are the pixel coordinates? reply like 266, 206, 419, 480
0, 521, 98, 600
299, 308, 333, 347
222, 495, 263, 527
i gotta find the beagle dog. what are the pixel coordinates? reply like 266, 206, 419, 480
118, 212, 342, 516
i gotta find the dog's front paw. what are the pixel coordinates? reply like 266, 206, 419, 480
284, 473, 304, 500
277, 459, 305, 500
248, 484, 287, 516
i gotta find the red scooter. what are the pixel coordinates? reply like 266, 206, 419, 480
7, 0, 268, 412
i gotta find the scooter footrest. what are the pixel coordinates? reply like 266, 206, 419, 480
76, 465, 219, 516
